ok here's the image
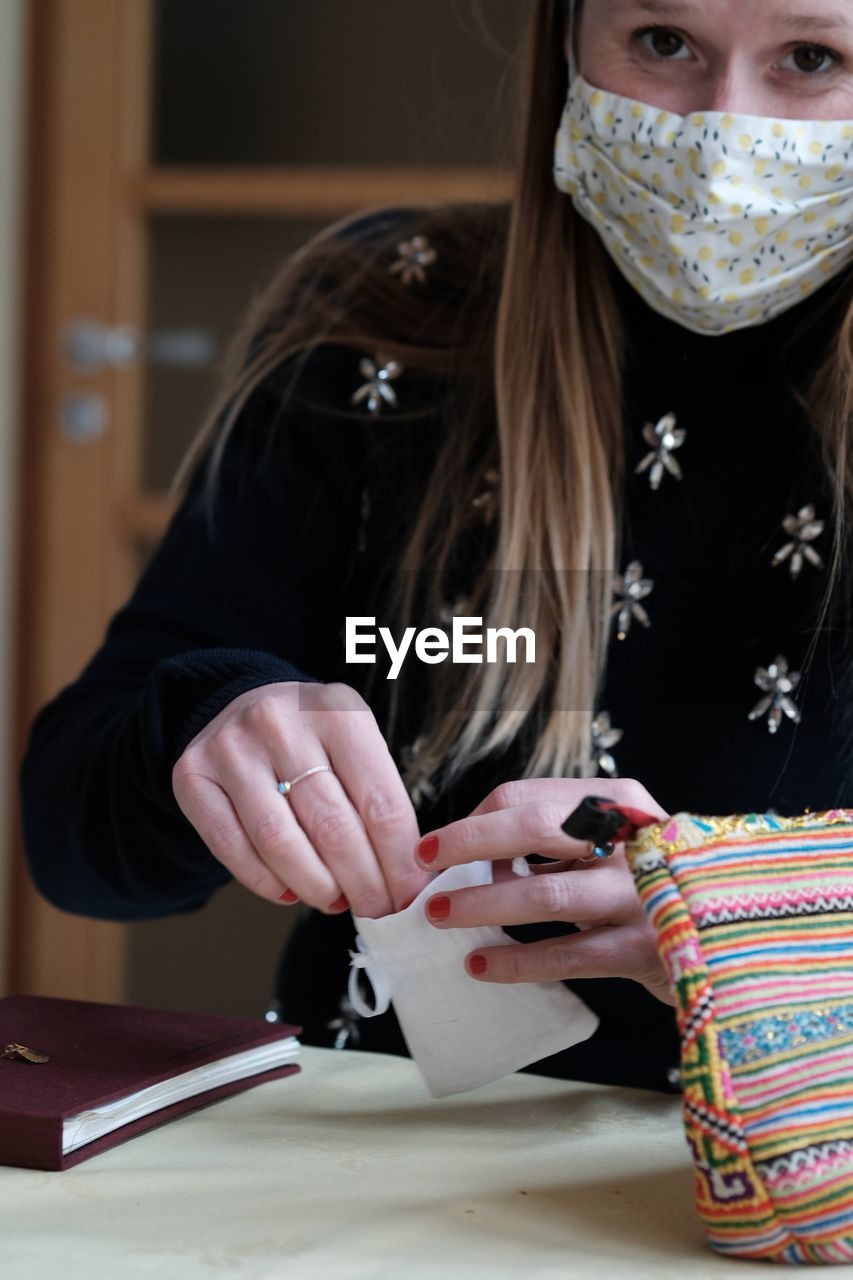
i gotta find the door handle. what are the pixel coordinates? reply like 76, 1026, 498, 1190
62, 318, 216, 373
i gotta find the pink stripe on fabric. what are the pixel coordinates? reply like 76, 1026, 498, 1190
736, 1051, 853, 1105
717, 983, 853, 1016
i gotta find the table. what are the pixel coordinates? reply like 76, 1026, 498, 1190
4, 1045, 847, 1279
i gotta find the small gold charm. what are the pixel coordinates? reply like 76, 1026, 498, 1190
3, 1042, 50, 1064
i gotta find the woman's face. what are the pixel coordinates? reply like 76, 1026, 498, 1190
573, 0, 853, 119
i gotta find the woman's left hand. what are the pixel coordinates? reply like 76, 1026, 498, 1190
415, 777, 675, 1006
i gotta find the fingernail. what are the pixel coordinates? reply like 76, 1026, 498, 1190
417, 834, 439, 864
426, 895, 451, 922
468, 953, 488, 976
328, 894, 350, 913
279, 890, 299, 904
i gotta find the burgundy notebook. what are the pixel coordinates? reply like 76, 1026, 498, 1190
0, 994, 301, 1171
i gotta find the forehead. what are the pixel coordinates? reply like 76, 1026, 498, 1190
599, 0, 851, 28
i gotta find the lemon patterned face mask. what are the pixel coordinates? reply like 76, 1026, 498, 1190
553, 74, 853, 335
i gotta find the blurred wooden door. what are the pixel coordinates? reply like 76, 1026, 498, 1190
9, 0, 518, 1009
10, 0, 150, 1001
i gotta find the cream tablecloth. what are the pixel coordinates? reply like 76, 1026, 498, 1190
4, 1044, 849, 1279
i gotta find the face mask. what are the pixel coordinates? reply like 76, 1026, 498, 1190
553, 73, 853, 335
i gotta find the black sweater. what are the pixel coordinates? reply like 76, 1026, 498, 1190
20, 208, 853, 1093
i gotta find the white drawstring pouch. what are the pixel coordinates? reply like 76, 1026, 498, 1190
350, 859, 599, 1097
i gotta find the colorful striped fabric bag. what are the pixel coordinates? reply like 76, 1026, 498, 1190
622, 807, 853, 1264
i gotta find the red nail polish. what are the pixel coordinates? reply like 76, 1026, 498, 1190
279, 890, 299, 904
427, 895, 451, 922
328, 894, 350, 913
418, 834, 439, 864
468, 953, 488, 976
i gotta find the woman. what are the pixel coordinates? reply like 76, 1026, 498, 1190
20, 0, 853, 1093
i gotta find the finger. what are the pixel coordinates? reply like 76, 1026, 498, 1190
417, 777, 669, 870
425, 863, 639, 929
320, 718, 429, 913
467, 778, 594, 819
415, 801, 593, 871
283, 764, 401, 919
467, 778, 668, 823
208, 749, 345, 911
463, 924, 666, 989
174, 770, 340, 908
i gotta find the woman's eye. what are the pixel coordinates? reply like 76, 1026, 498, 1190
782, 43, 841, 75
636, 26, 691, 61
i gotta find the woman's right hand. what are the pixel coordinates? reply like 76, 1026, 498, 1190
171, 681, 429, 918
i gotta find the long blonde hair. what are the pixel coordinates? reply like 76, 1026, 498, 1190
185, 0, 853, 796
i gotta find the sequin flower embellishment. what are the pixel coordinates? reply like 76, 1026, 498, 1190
635, 412, 686, 490
748, 654, 802, 734
389, 235, 437, 286
351, 355, 403, 415
771, 504, 825, 580
612, 560, 654, 640
590, 711, 622, 778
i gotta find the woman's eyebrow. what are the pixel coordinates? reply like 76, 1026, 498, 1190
783, 12, 848, 31
623, 1, 701, 15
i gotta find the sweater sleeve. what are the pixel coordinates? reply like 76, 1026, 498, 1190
20, 346, 369, 921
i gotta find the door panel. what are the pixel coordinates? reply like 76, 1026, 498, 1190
13, 0, 517, 1013
10, 0, 150, 1000
153, 0, 524, 166
142, 215, 327, 492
